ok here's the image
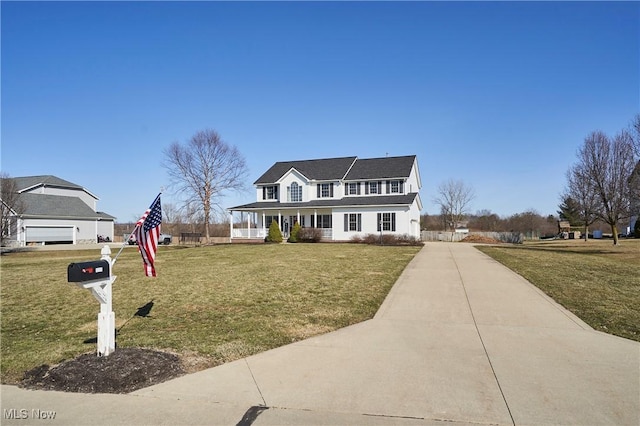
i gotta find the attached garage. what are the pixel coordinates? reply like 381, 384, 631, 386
26, 226, 74, 244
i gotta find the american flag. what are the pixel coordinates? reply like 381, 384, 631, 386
135, 194, 162, 277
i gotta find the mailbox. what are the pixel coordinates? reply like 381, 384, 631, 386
67, 260, 110, 283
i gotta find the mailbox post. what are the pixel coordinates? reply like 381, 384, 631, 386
67, 245, 116, 356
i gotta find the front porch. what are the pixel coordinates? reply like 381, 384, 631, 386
228, 209, 334, 242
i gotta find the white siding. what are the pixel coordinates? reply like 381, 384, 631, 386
279, 170, 308, 203
332, 206, 413, 241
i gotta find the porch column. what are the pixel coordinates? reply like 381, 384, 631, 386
262, 212, 266, 237
247, 212, 250, 239
229, 211, 233, 242
297, 210, 300, 225
314, 210, 317, 228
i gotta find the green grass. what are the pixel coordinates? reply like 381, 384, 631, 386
0, 243, 420, 383
476, 239, 640, 342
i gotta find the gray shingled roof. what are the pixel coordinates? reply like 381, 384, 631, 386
254, 155, 416, 184
13, 175, 85, 192
254, 157, 357, 184
230, 194, 418, 211
344, 155, 416, 180
18, 193, 104, 219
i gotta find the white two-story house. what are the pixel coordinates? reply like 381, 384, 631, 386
228, 155, 422, 242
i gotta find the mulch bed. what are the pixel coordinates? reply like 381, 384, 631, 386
20, 348, 185, 394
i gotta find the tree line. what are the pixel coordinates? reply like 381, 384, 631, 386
421, 210, 559, 238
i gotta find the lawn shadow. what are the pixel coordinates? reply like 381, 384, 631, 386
83, 300, 155, 344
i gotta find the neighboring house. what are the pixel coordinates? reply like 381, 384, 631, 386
1, 175, 115, 246
229, 155, 422, 242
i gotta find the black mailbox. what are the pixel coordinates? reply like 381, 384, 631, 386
67, 260, 110, 283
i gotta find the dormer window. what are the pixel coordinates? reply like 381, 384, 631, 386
288, 182, 302, 202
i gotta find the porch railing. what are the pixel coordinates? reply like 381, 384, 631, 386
231, 228, 266, 239
231, 227, 333, 240
319, 229, 332, 239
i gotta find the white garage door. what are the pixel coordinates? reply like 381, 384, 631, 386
26, 227, 74, 243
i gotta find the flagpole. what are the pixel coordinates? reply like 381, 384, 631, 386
112, 192, 162, 265
112, 224, 140, 265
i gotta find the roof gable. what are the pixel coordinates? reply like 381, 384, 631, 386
277, 167, 311, 184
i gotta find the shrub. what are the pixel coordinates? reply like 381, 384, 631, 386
363, 234, 381, 245
352, 233, 423, 246
288, 222, 302, 243
634, 219, 640, 238
265, 220, 283, 243
350, 235, 363, 244
298, 227, 323, 243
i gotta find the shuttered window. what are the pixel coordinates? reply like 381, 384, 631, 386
318, 183, 334, 198
377, 213, 396, 232
344, 213, 361, 232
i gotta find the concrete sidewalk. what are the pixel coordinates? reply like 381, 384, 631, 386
2, 242, 638, 425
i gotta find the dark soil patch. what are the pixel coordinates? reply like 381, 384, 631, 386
19, 348, 185, 394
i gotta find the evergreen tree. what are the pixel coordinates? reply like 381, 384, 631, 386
266, 220, 283, 243
288, 222, 302, 243
557, 196, 584, 227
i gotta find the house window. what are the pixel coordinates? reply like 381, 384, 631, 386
265, 216, 280, 228
377, 213, 396, 232
347, 182, 361, 196
263, 185, 278, 200
288, 182, 302, 202
386, 180, 404, 194
315, 214, 332, 228
317, 183, 334, 198
343, 213, 362, 232
369, 181, 379, 194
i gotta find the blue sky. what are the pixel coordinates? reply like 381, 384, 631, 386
2, 1, 638, 222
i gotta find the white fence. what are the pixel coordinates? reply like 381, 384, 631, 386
232, 228, 266, 239
421, 231, 523, 244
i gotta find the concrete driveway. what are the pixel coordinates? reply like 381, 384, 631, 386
2, 242, 638, 425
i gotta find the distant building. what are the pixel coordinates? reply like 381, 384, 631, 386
1, 175, 115, 246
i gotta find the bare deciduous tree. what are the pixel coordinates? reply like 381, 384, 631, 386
575, 130, 636, 245
433, 179, 475, 231
162, 129, 249, 242
563, 163, 600, 241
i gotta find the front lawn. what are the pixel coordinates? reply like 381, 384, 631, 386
1, 243, 421, 383
477, 239, 640, 342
